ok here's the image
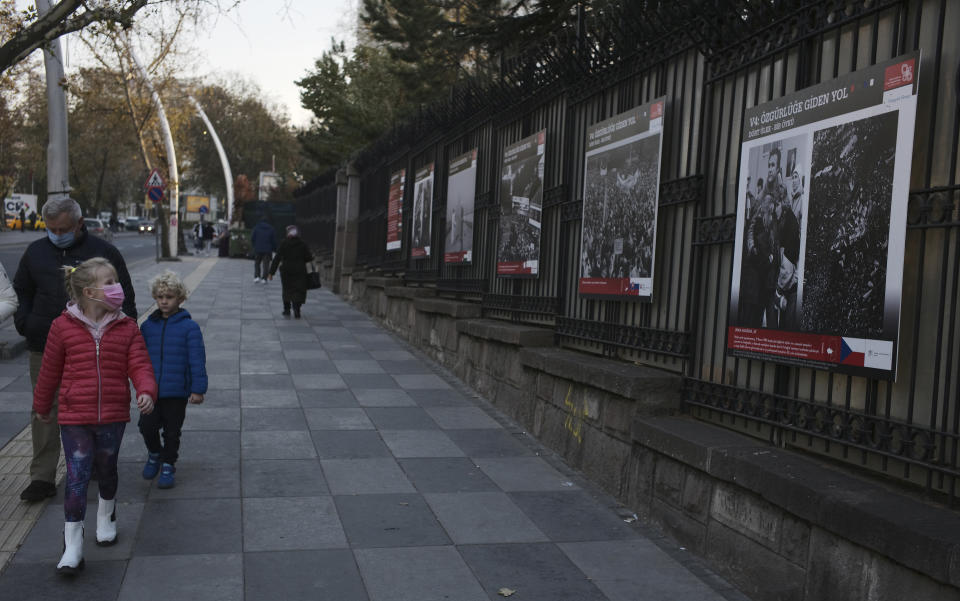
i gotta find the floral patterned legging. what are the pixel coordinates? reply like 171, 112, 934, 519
59, 422, 125, 522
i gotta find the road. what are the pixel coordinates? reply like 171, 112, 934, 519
0, 230, 161, 276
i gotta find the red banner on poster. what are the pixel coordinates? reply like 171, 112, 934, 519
727, 327, 894, 370
386, 169, 405, 251
498, 261, 535, 275
444, 250, 469, 263
578, 278, 648, 296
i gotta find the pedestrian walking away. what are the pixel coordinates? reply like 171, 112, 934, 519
250, 216, 276, 283
13, 197, 138, 503
268, 224, 313, 318
32, 258, 156, 575
201, 221, 215, 256
138, 271, 207, 490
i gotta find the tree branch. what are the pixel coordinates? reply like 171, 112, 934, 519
0, 0, 149, 74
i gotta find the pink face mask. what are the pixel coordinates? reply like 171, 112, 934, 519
89, 283, 125, 311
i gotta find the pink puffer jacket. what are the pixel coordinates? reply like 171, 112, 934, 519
33, 310, 156, 425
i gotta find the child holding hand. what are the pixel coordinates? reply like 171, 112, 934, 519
138, 271, 207, 489
33, 258, 156, 575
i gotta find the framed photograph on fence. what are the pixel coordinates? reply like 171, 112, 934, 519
386, 168, 405, 252
578, 98, 666, 299
727, 52, 920, 379
411, 164, 434, 258
445, 149, 478, 264
497, 130, 546, 276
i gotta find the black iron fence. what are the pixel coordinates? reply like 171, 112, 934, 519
294, 171, 337, 261
306, 0, 960, 503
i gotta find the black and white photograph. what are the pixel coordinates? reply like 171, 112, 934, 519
445, 149, 477, 264
578, 99, 665, 298
411, 164, 434, 258
726, 52, 919, 379
800, 112, 898, 337
497, 130, 546, 276
734, 134, 809, 331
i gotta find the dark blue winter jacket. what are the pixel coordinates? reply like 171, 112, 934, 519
250, 220, 277, 254
140, 308, 208, 399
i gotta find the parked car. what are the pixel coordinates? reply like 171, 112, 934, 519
139, 219, 156, 234
83, 218, 113, 240
125, 217, 141, 231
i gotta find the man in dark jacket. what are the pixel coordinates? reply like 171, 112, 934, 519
250, 217, 276, 283
13, 197, 137, 502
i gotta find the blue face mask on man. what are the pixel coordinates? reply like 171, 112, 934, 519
47, 230, 75, 249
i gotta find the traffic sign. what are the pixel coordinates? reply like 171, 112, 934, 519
148, 187, 164, 202
144, 168, 165, 190
198, 205, 208, 214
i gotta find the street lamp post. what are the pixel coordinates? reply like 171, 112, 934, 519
125, 33, 179, 258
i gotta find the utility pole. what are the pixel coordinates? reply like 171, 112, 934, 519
125, 33, 179, 258
35, 0, 70, 203
189, 96, 234, 224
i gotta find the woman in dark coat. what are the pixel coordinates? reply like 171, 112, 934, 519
268, 225, 313, 318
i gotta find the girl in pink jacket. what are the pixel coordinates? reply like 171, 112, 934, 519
33, 257, 156, 575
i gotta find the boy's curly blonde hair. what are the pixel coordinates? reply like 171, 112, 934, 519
149, 270, 188, 302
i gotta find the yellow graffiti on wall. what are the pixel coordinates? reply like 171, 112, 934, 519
563, 385, 588, 445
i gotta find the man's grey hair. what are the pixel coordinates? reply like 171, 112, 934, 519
41, 198, 82, 223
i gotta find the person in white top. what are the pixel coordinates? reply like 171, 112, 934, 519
0, 264, 17, 321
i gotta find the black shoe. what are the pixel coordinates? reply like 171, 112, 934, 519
281, 310, 290, 317
293, 310, 301, 319
20, 480, 56, 502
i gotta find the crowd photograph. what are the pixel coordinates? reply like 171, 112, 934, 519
497, 152, 544, 268
579, 133, 661, 284
799, 112, 898, 338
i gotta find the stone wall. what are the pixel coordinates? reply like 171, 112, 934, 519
342, 276, 960, 601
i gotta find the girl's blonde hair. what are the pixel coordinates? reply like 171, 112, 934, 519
149, 270, 188, 302
63, 258, 116, 303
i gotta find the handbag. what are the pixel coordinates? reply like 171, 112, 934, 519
306, 261, 321, 290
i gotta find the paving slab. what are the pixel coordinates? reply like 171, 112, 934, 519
241, 459, 330, 497
311, 430, 391, 459
242, 496, 346, 551
244, 549, 369, 601
424, 491, 548, 544
354, 546, 488, 601
460, 542, 608, 601
380, 430, 465, 458
334, 493, 451, 548
118, 554, 242, 601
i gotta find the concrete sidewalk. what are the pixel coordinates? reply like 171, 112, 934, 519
0, 258, 750, 600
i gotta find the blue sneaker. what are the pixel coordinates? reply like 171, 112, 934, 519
142, 453, 161, 480
157, 464, 176, 489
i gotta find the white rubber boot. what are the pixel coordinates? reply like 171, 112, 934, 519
57, 521, 84, 574
96, 496, 117, 546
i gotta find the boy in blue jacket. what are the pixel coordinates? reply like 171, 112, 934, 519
139, 271, 207, 489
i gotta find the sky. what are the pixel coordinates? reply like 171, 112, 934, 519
21, 0, 359, 128
181, 0, 359, 127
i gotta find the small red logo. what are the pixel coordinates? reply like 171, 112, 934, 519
884, 59, 915, 91
650, 101, 663, 119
